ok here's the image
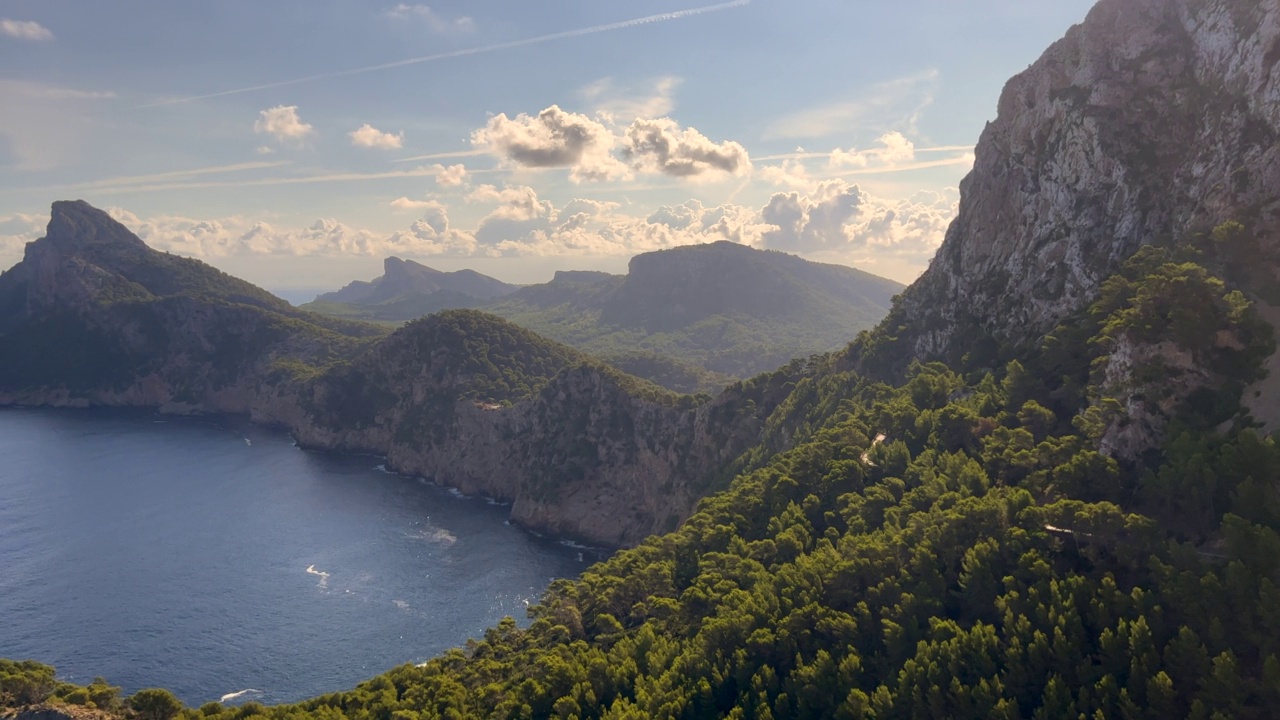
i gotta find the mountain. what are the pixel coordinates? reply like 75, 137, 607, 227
869, 0, 1280, 371
0, 201, 798, 546
482, 241, 903, 387
0, 200, 385, 410
10, 0, 1280, 716
301, 257, 518, 320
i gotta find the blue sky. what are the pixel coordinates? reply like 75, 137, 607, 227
0, 0, 1096, 296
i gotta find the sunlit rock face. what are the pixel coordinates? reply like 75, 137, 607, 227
892, 0, 1280, 362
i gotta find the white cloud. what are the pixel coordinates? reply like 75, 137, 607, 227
829, 131, 916, 168
760, 179, 957, 260
0, 212, 48, 264
384, 4, 475, 33
0, 19, 53, 41
390, 197, 436, 210
766, 70, 939, 140
623, 118, 751, 179
387, 203, 478, 256
472, 105, 631, 183
582, 76, 681, 123
349, 123, 404, 149
85, 182, 955, 280
433, 163, 468, 187
254, 106, 314, 144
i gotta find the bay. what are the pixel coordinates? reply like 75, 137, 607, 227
0, 408, 589, 706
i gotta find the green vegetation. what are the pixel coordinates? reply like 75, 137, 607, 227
8, 251, 1279, 719
304, 243, 903, 392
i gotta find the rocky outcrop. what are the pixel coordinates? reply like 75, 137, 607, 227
308, 257, 517, 308
889, 0, 1280, 365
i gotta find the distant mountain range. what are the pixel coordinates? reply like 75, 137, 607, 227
305, 242, 904, 391
301, 257, 519, 319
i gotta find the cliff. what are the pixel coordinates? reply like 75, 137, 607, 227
879, 0, 1280, 368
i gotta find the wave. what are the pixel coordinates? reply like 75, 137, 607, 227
305, 564, 330, 588
406, 528, 457, 546
220, 689, 262, 704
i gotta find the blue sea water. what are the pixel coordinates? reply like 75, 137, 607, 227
0, 408, 590, 706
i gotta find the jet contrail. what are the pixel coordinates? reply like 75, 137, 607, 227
142, 0, 751, 108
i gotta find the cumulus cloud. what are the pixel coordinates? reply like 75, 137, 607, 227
87, 181, 955, 277
383, 4, 475, 32
472, 105, 630, 183
762, 181, 866, 252
0, 212, 48, 265
829, 131, 915, 168
471, 104, 753, 182
433, 163, 468, 187
254, 106, 314, 144
349, 124, 404, 149
0, 19, 53, 41
623, 118, 751, 179
106, 208, 386, 258
761, 179, 957, 260
386, 203, 478, 256
390, 197, 435, 210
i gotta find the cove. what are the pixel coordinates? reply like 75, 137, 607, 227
0, 408, 591, 706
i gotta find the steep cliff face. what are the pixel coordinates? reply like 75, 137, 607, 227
889, 0, 1280, 365
269, 312, 801, 546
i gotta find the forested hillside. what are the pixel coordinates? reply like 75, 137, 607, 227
8, 240, 1279, 718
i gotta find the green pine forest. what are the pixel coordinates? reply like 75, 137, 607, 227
6, 237, 1280, 718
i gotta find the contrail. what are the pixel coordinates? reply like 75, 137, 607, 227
142, 0, 751, 108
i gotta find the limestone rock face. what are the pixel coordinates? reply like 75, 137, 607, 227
892, 0, 1280, 363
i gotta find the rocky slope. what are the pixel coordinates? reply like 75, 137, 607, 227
0, 202, 799, 546
881, 0, 1280, 368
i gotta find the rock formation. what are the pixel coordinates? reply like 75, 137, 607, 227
889, 0, 1280, 364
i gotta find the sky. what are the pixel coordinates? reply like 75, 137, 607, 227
0, 0, 1098, 299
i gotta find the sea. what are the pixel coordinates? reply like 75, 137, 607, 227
0, 408, 594, 706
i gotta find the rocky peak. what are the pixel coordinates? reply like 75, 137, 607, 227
41, 200, 147, 255
886, 0, 1280, 367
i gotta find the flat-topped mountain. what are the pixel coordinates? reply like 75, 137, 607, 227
483, 241, 903, 387
301, 257, 517, 319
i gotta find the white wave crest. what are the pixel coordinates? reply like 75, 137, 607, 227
305, 564, 330, 588
220, 689, 262, 703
